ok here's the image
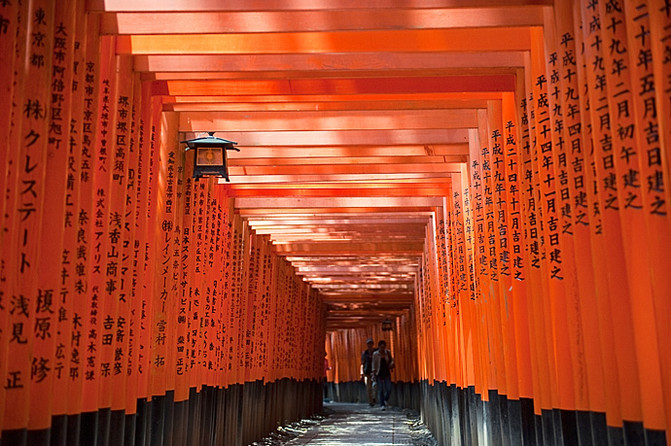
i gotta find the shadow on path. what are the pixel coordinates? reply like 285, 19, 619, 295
252, 402, 438, 445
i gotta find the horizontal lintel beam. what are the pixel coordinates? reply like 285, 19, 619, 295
89, 0, 551, 12
179, 109, 479, 131
226, 163, 463, 177
235, 196, 444, 209
219, 145, 468, 159
164, 99, 493, 112
183, 129, 469, 146
228, 155, 464, 166
135, 52, 526, 73
102, 8, 543, 34
118, 28, 531, 55
157, 75, 515, 97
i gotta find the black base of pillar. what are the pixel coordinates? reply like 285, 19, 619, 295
418, 381, 668, 446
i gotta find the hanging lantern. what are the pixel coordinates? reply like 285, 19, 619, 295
182, 132, 240, 181
381, 318, 393, 332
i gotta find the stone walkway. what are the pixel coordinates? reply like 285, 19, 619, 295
252, 402, 438, 446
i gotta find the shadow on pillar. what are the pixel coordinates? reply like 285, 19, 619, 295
1, 379, 323, 446
418, 381, 667, 446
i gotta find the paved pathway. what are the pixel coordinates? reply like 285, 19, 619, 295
284, 402, 429, 445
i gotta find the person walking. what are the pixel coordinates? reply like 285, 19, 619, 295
323, 353, 331, 402
372, 340, 394, 410
360, 338, 376, 406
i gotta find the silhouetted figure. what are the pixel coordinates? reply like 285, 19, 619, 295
372, 340, 395, 410
360, 338, 376, 406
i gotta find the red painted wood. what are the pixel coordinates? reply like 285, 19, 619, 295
88, 0, 552, 12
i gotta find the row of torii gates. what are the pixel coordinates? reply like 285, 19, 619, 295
0, 1, 670, 445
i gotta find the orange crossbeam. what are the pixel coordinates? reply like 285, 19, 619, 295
135, 52, 526, 73
228, 178, 457, 187
221, 145, 468, 158
226, 163, 463, 176
227, 155, 465, 166
164, 92, 504, 104
88, 0, 551, 12
178, 129, 469, 145
224, 174, 452, 184
273, 241, 424, 255
234, 196, 444, 209
164, 99, 493, 112
238, 207, 438, 215
179, 109, 479, 131
227, 188, 452, 198
102, 8, 543, 34
118, 29, 531, 55
154, 76, 516, 96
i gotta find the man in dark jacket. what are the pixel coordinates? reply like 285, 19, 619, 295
360, 338, 376, 406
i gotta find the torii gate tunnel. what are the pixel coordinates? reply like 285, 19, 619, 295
1, 1, 671, 445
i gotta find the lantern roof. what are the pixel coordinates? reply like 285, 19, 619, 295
181, 132, 237, 149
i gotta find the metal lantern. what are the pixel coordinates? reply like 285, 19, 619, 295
182, 132, 240, 181
381, 318, 393, 332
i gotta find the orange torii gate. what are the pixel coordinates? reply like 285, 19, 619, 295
0, 1, 670, 446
